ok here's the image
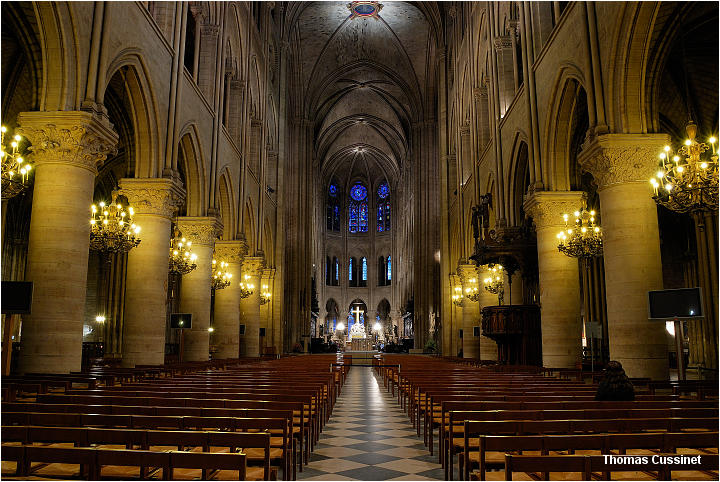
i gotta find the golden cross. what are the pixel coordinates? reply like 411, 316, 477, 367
351, 306, 363, 325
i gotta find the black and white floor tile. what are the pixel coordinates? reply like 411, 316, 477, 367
299, 366, 443, 481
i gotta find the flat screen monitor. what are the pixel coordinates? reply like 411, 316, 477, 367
648, 288, 703, 320
170, 313, 192, 329
2, 281, 33, 314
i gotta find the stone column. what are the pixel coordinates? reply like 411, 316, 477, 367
213, 240, 247, 359
177, 216, 222, 362
120, 178, 185, 367
260, 268, 276, 352
579, 134, 669, 380
16, 111, 118, 374
458, 264, 480, 359
525, 191, 585, 369
476, 272, 499, 361
240, 256, 265, 357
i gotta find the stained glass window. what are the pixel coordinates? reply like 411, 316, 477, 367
350, 184, 367, 201
349, 258, 354, 282
349, 183, 368, 233
334, 258, 339, 284
361, 257, 367, 281
327, 183, 341, 231
387, 255, 392, 281
378, 181, 389, 199
377, 183, 391, 232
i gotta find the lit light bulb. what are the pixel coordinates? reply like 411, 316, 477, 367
664, 145, 670, 152
665, 184, 672, 191
709, 137, 716, 144
685, 139, 692, 146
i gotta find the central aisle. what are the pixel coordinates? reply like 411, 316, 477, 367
299, 366, 444, 481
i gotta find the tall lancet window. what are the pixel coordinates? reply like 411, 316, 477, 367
377, 181, 391, 232
349, 183, 368, 233
327, 182, 340, 231
360, 257, 368, 287
387, 255, 391, 282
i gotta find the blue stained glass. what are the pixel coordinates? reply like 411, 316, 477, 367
385, 202, 391, 230
359, 204, 368, 231
329, 184, 338, 197
349, 204, 359, 232
387, 255, 391, 281
349, 258, 354, 281
361, 257, 367, 280
350, 184, 367, 201
335, 260, 339, 281
378, 182, 390, 199
377, 205, 384, 232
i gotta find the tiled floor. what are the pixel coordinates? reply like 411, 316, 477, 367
299, 367, 443, 481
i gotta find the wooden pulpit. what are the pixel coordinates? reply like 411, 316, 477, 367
481, 304, 541, 366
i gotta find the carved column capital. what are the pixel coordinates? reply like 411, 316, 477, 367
16, 111, 119, 174
201, 23, 220, 37
242, 255, 266, 277
578, 133, 671, 190
177, 216, 223, 246
523, 191, 586, 229
119, 177, 186, 219
214, 239, 248, 264
493, 35, 513, 52
473, 85, 488, 101
262, 267, 276, 281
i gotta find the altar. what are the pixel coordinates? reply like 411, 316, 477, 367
347, 339, 372, 351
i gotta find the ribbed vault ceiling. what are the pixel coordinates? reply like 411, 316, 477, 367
285, 1, 439, 186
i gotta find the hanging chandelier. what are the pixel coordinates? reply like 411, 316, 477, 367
452, 286, 463, 306
464, 278, 480, 302
169, 226, 197, 275
211, 258, 232, 290
1, 126, 33, 200
484, 265, 504, 305
239, 274, 255, 299
260, 284, 272, 305
650, 121, 719, 214
89, 191, 141, 253
557, 208, 603, 259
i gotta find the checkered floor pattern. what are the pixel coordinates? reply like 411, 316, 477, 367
298, 367, 443, 481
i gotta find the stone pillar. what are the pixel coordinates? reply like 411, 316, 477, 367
477, 272, 499, 361
240, 256, 265, 357
120, 178, 185, 367
16, 111, 118, 374
525, 191, 585, 369
579, 134, 670, 380
260, 268, 276, 353
177, 216, 222, 362
458, 264, 480, 359
213, 240, 247, 359
493, 36, 515, 116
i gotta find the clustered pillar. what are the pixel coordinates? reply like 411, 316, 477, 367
213, 240, 247, 359
525, 191, 585, 369
120, 177, 185, 367
16, 111, 119, 374
177, 216, 222, 362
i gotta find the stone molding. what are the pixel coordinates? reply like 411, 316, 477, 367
214, 240, 248, 264
119, 177, 186, 219
16, 111, 119, 174
523, 191, 586, 229
578, 133, 671, 190
242, 255, 266, 277
177, 216, 223, 247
